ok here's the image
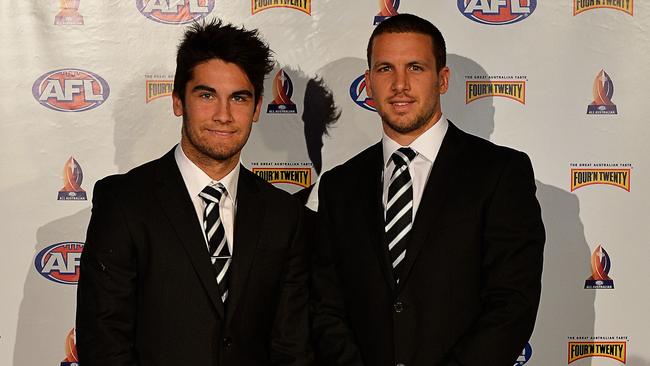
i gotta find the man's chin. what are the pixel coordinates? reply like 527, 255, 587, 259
384, 119, 419, 134
191, 143, 241, 162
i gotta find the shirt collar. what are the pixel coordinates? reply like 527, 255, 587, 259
382, 114, 449, 167
174, 144, 239, 202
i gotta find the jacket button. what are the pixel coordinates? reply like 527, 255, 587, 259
223, 337, 232, 348
394, 301, 404, 313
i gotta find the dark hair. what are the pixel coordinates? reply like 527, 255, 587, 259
174, 19, 274, 105
366, 14, 446, 72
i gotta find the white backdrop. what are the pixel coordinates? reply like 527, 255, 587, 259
2, 1, 649, 365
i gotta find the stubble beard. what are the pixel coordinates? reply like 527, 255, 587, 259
182, 113, 245, 163
379, 100, 438, 135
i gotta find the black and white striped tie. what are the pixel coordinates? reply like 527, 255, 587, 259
199, 184, 231, 303
385, 147, 417, 283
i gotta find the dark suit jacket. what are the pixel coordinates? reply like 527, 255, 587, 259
312, 122, 545, 366
76, 148, 312, 366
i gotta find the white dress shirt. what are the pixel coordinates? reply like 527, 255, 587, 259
382, 115, 448, 219
174, 144, 239, 254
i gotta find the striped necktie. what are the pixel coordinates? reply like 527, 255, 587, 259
385, 147, 417, 283
199, 183, 231, 303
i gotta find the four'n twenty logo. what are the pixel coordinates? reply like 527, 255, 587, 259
349, 74, 376, 112
571, 168, 630, 191
458, 0, 537, 25
35, 242, 84, 285
32, 69, 110, 112
252, 0, 311, 15
568, 341, 627, 364
574, 0, 633, 16
136, 0, 215, 24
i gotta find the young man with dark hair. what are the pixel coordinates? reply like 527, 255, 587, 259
312, 14, 545, 366
76, 19, 312, 366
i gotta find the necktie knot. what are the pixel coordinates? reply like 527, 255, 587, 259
392, 147, 416, 168
200, 183, 226, 204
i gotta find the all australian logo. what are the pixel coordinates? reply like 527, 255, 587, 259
136, 0, 215, 24
587, 69, 617, 114
574, 0, 633, 16
267, 69, 297, 114
350, 74, 376, 112
515, 342, 533, 366
58, 156, 87, 201
251, 163, 312, 188
374, 0, 400, 25
252, 0, 311, 15
570, 163, 632, 192
32, 69, 110, 112
466, 75, 526, 104
61, 328, 79, 366
458, 0, 537, 25
145, 74, 174, 103
55, 0, 84, 25
584, 244, 614, 289
567, 336, 628, 364
35, 242, 84, 285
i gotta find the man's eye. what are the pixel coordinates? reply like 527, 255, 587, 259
378, 66, 391, 72
232, 95, 248, 102
409, 65, 423, 71
199, 93, 214, 100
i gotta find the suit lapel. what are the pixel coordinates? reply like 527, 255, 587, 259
225, 167, 265, 325
154, 149, 225, 318
363, 143, 397, 292
396, 121, 464, 292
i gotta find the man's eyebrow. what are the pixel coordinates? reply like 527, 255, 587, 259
372, 61, 393, 68
191, 84, 216, 93
232, 89, 254, 97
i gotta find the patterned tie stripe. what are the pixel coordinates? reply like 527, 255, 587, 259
385, 147, 416, 283
199, 184, 231, 303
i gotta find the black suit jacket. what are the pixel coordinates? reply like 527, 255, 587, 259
76, 148, 312, 366
312, 122, 545, 366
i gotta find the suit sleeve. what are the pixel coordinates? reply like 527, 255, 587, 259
76, 179, 139, 366
445, 151, 545, 366
310, 173, 365, 366
270, 201, 315, 366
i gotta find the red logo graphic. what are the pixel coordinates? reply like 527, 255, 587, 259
58, 157, 87, 200
61, 328, 79, 366
34, 242, 84, 285
32, 69, 110, 112
136, 0, 215, 24
374, 0, 400, 24
458, 0, 536, 25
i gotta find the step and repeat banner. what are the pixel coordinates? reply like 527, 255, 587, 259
1, 1, 649, 365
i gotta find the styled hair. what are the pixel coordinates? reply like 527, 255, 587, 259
366, 13, 446, 72
173, 19, 274, 104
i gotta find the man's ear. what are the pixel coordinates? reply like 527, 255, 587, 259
252, 96, 263, 123
172, 92, 183, 117
438, 66, 450, 95
364, 70, 373, 98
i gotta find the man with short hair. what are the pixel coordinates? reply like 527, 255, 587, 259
311, 14, 545, 366
76, 20, 312, 366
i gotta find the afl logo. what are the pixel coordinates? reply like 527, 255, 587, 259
349, 74, 376, 112
34, 242, 84, 285
32, 69, 110, 112
136, 0, 215, 24
458, 0, 536, 25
